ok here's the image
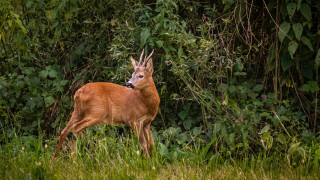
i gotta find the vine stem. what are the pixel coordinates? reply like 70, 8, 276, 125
274, 0, 279, 101
314, 66, 318, 133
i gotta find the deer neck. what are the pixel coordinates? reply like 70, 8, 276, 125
139, 79, 160, 114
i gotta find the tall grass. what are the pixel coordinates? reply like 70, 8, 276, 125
1, 128, 319, 179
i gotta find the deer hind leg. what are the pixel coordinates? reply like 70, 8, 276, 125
143, 122, 154, 154
53, 97, 84, 159
53, 115, 78, 158
69, 117, 101, 157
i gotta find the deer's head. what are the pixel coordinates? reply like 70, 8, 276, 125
126, 49, 154, 90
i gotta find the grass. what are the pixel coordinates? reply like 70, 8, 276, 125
1, 129, 320, 179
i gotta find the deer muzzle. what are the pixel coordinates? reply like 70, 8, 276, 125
126, 82, 134, 89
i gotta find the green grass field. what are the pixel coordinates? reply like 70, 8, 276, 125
1, 130, 320, 180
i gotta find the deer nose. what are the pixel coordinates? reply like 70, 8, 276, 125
126, 82, 134, 89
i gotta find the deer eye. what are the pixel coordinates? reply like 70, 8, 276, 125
139, 75, 144, 78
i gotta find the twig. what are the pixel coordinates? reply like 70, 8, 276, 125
272, 110, 292, 138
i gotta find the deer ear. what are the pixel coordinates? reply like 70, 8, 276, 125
145, 58, 153, 73
130, 56, 138, 69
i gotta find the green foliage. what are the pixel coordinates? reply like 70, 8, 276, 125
0, 0, 319, 160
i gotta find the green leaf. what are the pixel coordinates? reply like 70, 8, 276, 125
300, 84, 310, 92
277, 134, 287, 144
278, 22, 290, 43
288, 41, 298, 59
140, 28, 150, 47
259, 125, 270, 134
39, 70, 48, 78
178, 110, 187, 120
301, 36, 314, 51
158, 143, 169, 156
156, 40, 164, 48
48, 69, 57, 78
253, 84, 264, 92
287, 3, 296, 21
192, 127, 201, 136
297, 0, 302, 10
277, 106, 287, 115
183, 118, 192, 130
60, 80, 69, 86
228, 85, 236, 93
44, 96, 55, 107
302, 68, 313, 79
300, 3, 312, 21
288, 142, 300, 154
281, 53, 293, 71
315, 49, 320, 66
292, 23, 303, 40
315, 148, 320, 157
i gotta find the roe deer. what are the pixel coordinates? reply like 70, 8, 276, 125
53, 49, 160, 158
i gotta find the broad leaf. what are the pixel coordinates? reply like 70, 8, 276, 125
281, 53, 293, 71
178, 110, 187, 120
39, 70, 48, 78
287, 3, 296, 21
44, 96, 55, 107
277, 134, 287, 144
297, 0, 302, 10
301, 36, 313, 51
278, 22, 290, 43
140, 28, 150, 47
292, 23, 303, 40
300, 84, 310, 92
300, 3, 312, 21
253, 84, 264, 92
259, 125, 270, 134
288, 41, 298, 59
183, 118, 192, 130
156, 40, 164, 47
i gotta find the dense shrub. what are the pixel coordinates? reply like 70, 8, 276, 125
1, 0, 319, 156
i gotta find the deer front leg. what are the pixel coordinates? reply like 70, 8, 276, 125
131, 118, 150, 157
144, 122, 154, 153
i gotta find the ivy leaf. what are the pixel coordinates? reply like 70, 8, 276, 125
292, 23, 303, 40
287, 3, 296, 21
288, 41, 298, 59
301, 36, 314, 51
315, 49, 320, 67
278, 22, 290, 43
140, 28, 150, 47
300, 3, 312, 22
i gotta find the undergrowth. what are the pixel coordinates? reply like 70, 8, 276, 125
1, 128, 320, 180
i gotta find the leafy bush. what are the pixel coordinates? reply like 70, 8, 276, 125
0, 0, 319, 156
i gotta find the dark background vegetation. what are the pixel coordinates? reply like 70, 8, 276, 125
1, 0, 320, 163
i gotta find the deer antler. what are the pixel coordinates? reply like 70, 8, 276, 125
142, 49, 154, 67
139, 49, 145, 65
